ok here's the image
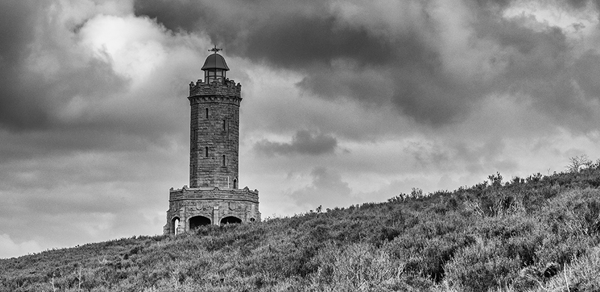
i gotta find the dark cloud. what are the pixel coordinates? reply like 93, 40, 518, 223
474, 0, 514, 7
0, 1, 193, 256
0, 0, 191, 158
135, 0, 394, 69
565, 0, 600, 10
135, 0, 600, 130
133, 0, 203, 33
567, 0, 589, 8
0, 1, 49, 129
0, 1, 127, 131
0, 2, 35, 67
573, 51, 600, 98
254, 130, 337, 156
134, 0, 463, 126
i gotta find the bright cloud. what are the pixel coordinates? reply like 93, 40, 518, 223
0, 234, 42, 259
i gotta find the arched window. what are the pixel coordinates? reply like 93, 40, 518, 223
220, 216, 242, 225
172, 217, 180, 235
189, 216, 211, 230
233, 179, 237, 189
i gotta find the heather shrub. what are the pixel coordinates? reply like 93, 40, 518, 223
443, 238, 521, 292
535, 233, 593, 268
532, 189, 600, 268
309, 242, 404, 291
542, 189, 600, 237
540, 247, 600, 292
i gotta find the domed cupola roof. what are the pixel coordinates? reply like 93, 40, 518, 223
201, 53, 230, 71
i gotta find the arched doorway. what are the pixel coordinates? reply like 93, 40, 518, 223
189, 216, 211, 230
220, 216, 242, 225
171, 217, 180, 235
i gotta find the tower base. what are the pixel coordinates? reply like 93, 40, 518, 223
163, 186, 260, 235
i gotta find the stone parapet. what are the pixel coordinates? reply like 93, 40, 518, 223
169, 186, 259, 203
188, 95, 241, 106
189, 79, 241, 98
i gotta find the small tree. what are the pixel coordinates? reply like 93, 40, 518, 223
488, 172, 503, 187
567, 155, 592, 173
410, 187, 424, 198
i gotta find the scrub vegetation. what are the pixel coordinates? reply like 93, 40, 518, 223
3, 158, 600, 291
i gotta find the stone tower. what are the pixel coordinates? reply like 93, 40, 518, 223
164, 49, 260, 235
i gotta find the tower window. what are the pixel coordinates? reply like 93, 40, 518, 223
205, 147, 209, 157
205, 108, 209, 119
222, 155, 226, 166
191, 130, 197, 149
205, 69, 226, 84
172, 217, 180, 235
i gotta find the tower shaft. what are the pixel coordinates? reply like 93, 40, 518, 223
189, 89, 240, 189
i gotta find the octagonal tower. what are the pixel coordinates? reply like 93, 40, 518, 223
164, 48, 260, 235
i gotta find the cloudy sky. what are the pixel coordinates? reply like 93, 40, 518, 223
2, 0, 600, 258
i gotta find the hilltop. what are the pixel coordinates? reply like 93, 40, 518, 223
2, 162, 600, 291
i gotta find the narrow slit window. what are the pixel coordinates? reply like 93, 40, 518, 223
222, 155, 226, 166
205, 147, 208, 157
223, 119, 226, 131
205, 108, 209, 119
191, 130, 197, 149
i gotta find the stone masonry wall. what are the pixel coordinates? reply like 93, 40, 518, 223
189, 79, 241, 189
163, 187, 260, 235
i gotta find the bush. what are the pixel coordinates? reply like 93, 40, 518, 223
541, 247, 600, 291
443, 238, 521, 292
309, 242, 404, 291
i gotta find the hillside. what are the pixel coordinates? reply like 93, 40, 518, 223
3, 163, 600, 291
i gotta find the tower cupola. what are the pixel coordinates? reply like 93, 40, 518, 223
201, 47, 229, 84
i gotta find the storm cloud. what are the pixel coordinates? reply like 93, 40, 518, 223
0, 1, 127, 131
0, 0, 196, 256
134, 0, 600, 129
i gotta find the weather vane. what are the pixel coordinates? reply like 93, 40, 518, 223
209, 45, 222, 54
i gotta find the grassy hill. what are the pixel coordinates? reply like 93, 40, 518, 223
3, 163, 600, 291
